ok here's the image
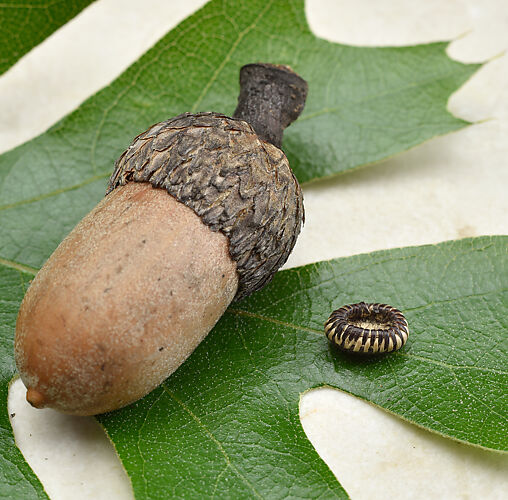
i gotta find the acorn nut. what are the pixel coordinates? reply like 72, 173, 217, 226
14, 63, 308, 415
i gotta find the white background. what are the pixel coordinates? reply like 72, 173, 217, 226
2, 0, 507, 498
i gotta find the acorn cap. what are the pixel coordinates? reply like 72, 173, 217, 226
107, 63, 307, 300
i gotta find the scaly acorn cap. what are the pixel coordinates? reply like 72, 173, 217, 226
107, 64, 308, 300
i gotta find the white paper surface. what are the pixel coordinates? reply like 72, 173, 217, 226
3, 0, 507, 498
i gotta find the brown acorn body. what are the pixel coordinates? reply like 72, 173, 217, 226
15, 183, 238, 415
14, 64, 308, 415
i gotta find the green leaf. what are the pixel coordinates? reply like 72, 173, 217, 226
97, 236, 507, 498
0, 264, 47, 498
0, 0, 495, 497
0, 0, 95, 76
0, 0, 479, 271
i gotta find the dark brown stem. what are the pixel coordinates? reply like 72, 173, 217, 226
233, 63, 308, 149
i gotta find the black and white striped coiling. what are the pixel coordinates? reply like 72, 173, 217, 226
324, 302, 409, 354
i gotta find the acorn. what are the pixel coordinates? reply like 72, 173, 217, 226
14, 63, 308, 415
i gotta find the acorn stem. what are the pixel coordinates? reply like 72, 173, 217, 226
233, 63, 308, 149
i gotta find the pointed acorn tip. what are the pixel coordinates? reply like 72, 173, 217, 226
26, 387, 46, 409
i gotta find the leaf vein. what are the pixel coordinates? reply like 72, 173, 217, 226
190, 0, 274, 112
161, 385, 263, 499
0, 173, 109, 212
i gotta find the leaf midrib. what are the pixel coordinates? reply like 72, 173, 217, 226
0, 258, 37, 275
227, 290, 508, 377
161, 385, 264, 499
298, 64, 476, 124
